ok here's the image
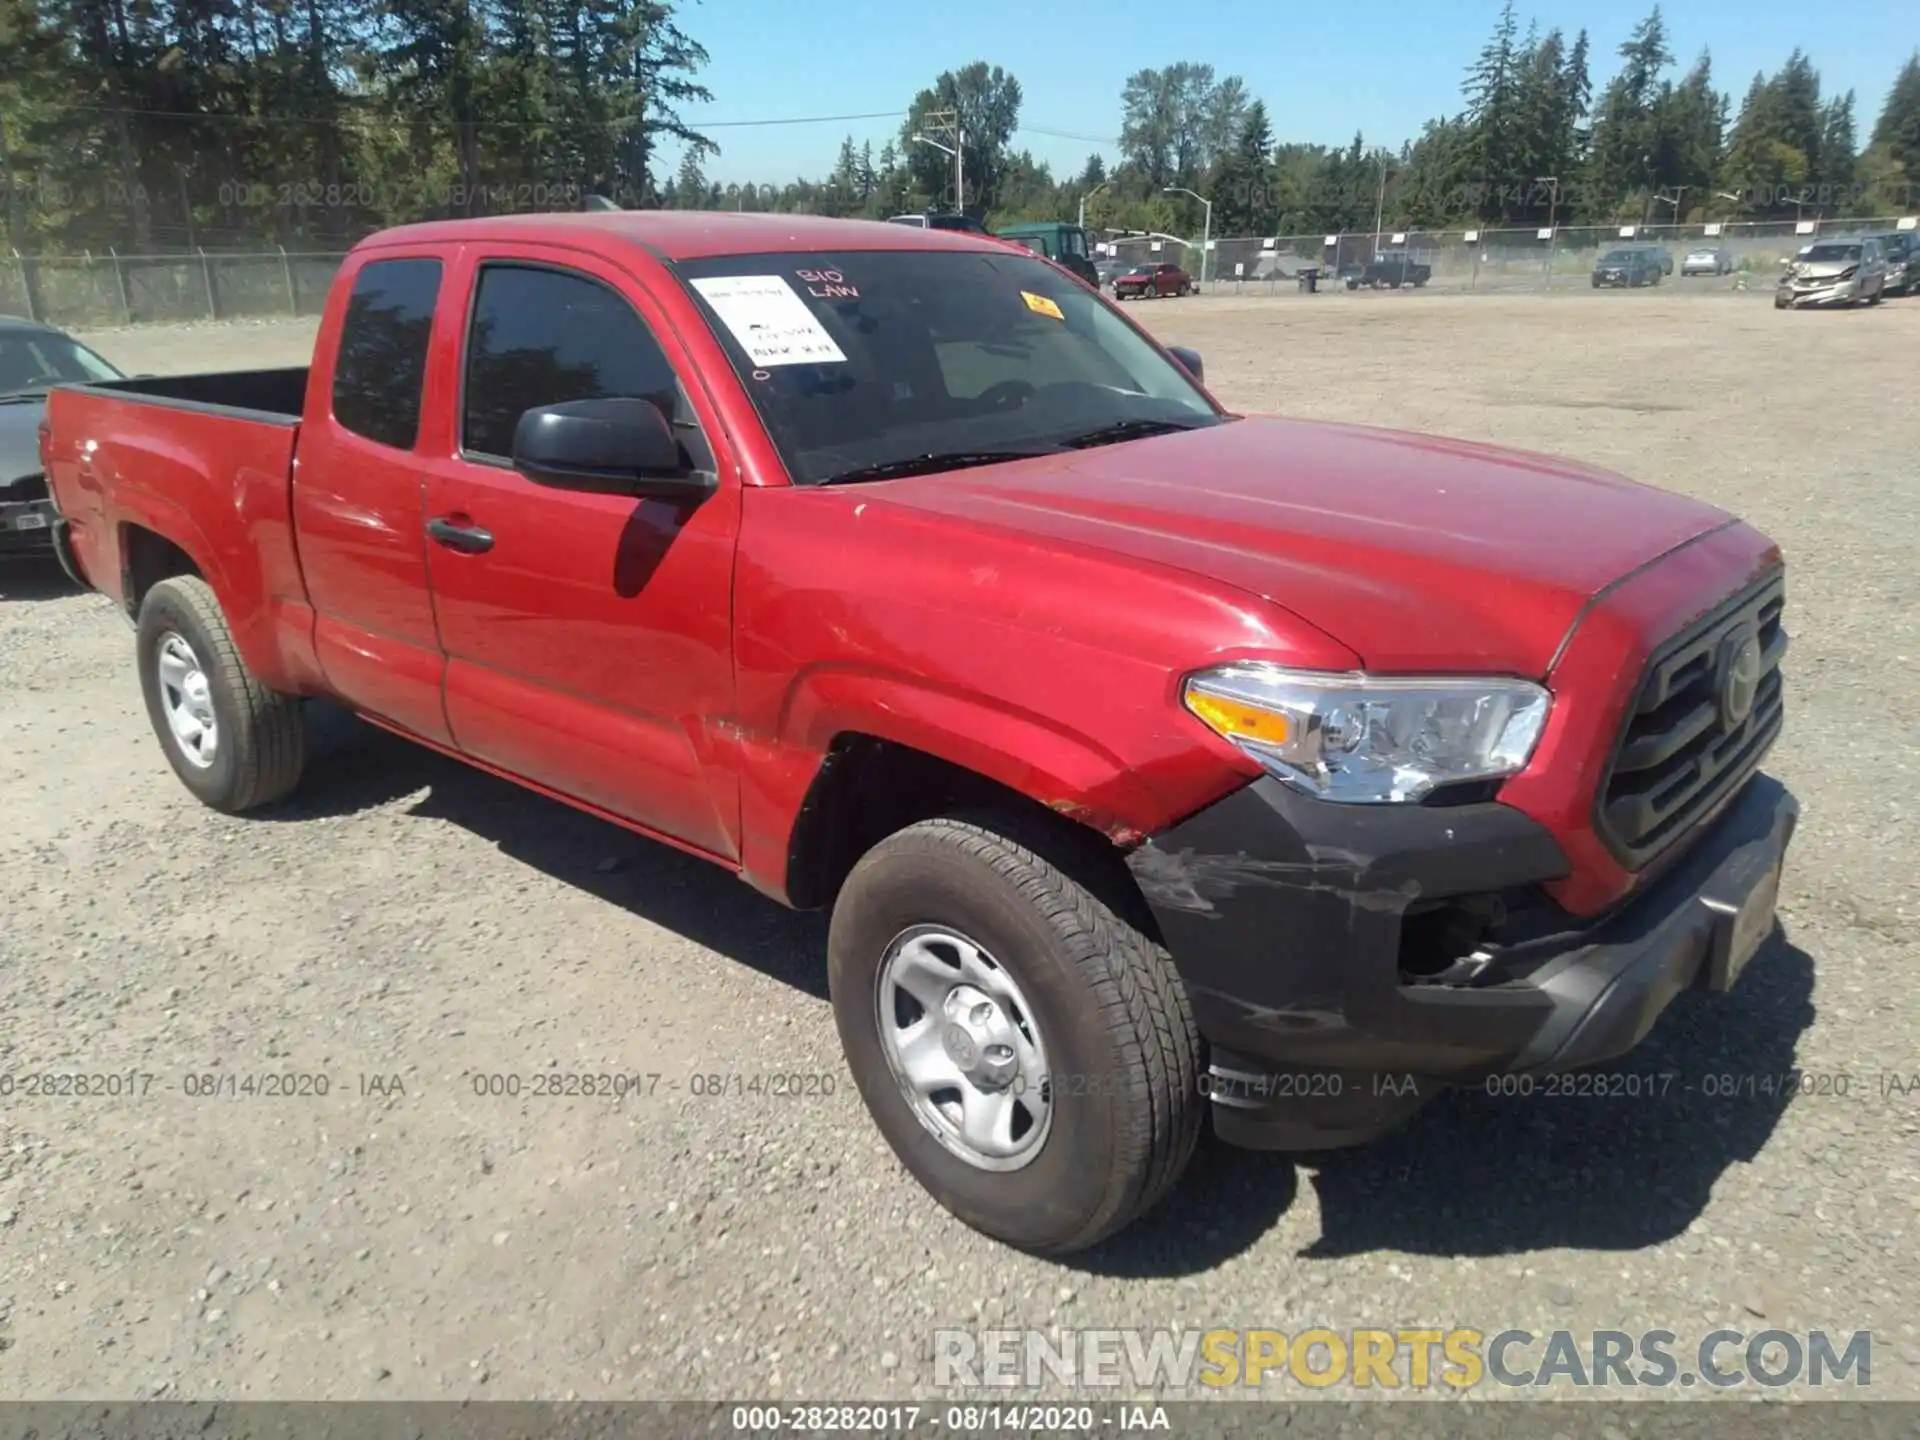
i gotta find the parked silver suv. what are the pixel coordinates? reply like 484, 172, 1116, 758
1776, 237, 1887, 309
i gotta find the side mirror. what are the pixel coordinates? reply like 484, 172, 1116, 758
511, 397, 715, 502
1168, 346, 1204, 384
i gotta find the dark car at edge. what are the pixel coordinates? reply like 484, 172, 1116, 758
0, 317, 124, 567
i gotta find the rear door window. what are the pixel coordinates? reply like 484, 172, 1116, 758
332, 257, 441, 451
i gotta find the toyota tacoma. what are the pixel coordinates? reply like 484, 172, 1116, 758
42, 212, 1795, 1253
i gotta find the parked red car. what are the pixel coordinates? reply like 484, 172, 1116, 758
43, 212, 1794, 1254
1112, 260, 1193, 298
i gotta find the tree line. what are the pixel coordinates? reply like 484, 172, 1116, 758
0, 0, 717, 250
0, 0, 1915, 254
715, 13, 1918, 242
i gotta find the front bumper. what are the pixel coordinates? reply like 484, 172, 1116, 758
0, 497, 56, 555
1779, 279, 1862, 307
1127, 772, 1797, 1148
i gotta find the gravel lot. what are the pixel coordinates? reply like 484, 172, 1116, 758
2, 292, 1917, 1403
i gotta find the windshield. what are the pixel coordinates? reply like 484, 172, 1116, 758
1803, 244, 1862, 262
676, 249, 1221, 485
0, 332, 122, 395
1600, 250, 1637, 263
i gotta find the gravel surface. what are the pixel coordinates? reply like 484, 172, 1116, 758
1, 293, 1915, 1402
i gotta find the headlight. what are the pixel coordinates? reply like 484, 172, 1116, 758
1182, 663, 1551, 804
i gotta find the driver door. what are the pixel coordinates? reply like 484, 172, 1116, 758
417, 248, 742, 859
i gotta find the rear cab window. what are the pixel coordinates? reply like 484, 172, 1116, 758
332, 257, 441, 450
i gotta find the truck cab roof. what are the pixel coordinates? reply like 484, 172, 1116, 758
364, 211, 1009, 262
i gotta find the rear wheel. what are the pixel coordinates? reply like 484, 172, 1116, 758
829, 815, 1202, 1253
136, 575, 305, 812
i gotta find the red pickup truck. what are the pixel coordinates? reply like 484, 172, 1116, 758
42, 212, 1795, 1253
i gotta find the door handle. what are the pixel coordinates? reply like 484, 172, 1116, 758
426, 516, 494, 554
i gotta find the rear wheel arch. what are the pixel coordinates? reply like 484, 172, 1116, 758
120, 522, 205, 619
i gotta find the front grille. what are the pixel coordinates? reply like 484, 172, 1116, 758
1595, 569, 1787, 869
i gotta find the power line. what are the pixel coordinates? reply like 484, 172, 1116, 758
25, 101, 909, 132
29, 100, 1115, 146
1019, 124, 1120, 146
696, 109, 904, 129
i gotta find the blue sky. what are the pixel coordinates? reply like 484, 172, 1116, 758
669, 0, 1910, 186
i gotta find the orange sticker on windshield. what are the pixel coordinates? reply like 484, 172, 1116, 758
1021, 290, 1064, 320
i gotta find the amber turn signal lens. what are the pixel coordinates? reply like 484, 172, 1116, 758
1186, 690, 1290, 746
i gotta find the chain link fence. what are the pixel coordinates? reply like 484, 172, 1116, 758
1102, 217, 1917, 297
5, 214, 1915, 330
0, 248, 351, 329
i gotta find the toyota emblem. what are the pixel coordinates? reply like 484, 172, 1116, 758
1716, 625, 1762, 732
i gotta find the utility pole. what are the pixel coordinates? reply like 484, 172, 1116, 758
1078, 180, 1110, 232
1163, 187, 1212, 285
1537, 175, 1559, 282
1372, 157, 1391, 259
918, 109, 965, 213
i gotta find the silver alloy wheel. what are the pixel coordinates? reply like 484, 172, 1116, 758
875, 925, 1053, 1172
156, 632, 218, 769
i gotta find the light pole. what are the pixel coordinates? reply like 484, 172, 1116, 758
1371, 156, 1395, 258
911, 131, 965, 213
1163, 186, 1212, 285
1078, 180, 1111, 232
1536, 175, 1559, 280
1536, 175, 1559, 233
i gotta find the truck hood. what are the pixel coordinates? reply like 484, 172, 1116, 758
874, 415, 1734, 676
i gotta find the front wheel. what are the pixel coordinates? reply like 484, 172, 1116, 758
829, 815, 1202, 1253
136, 575, 305, 812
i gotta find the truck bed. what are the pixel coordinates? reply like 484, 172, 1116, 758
43, 371, 314, 691
71, 367, 309, 423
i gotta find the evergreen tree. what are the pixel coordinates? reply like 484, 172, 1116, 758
1815, 91, 1858, 199
1458, 1, 1525, 219
1586, 8, 1676, 217
675, 146, 706, 208
1871, 53, 1920, 171
1212, 100, 1277, 236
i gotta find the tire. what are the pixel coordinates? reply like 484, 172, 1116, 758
136, 575, 305, 813
828, 814, 1202, 1254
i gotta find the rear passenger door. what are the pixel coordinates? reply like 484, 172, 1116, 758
293, 251, 455, 744
417, 248, 742, 859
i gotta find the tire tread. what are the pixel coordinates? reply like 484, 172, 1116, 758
143, 576, 304, 811
893, 814, 1202, 1251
